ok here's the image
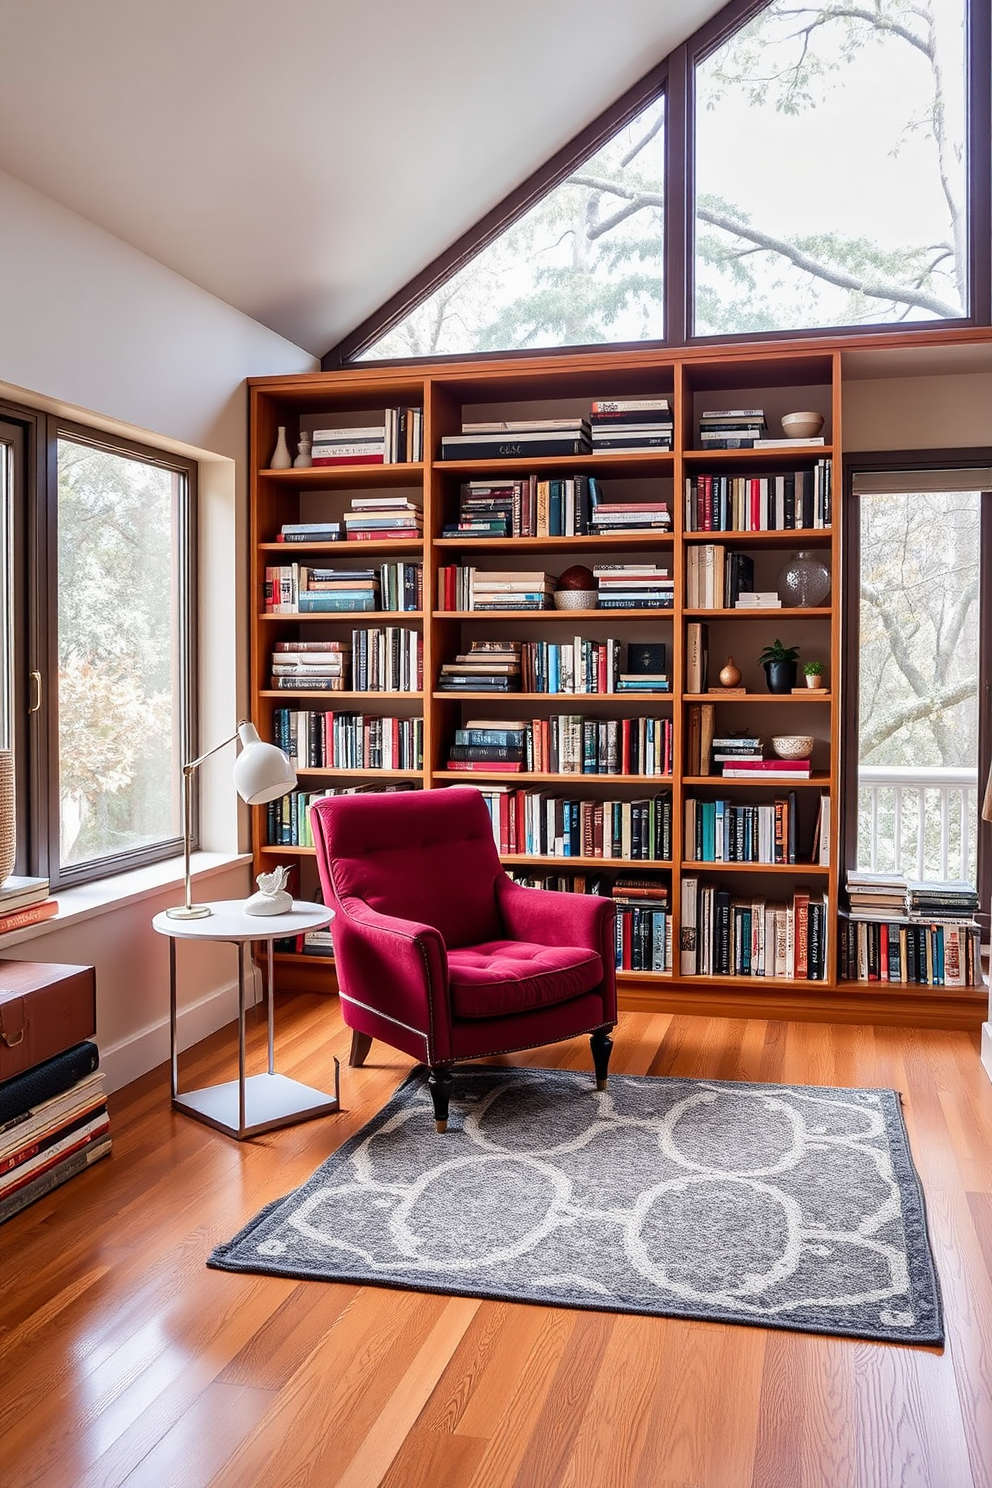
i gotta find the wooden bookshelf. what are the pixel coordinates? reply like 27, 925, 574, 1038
248, 340, 986, 1027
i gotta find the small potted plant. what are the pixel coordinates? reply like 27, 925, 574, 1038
758, 638, 800, 694
803, 660, 826, 690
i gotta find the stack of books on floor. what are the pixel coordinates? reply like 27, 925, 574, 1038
589, 398, 673, 453
270, 640, 351, 691
448, 720, 527, 772
439, 642, 522, 692
440, 417, 592, 461
0, 876, 59, 935
342, 495, 423, 541
610, 877, 672, 972
1, 1041, 110, 1226
590, 498, 671, 534
277, 520, 344, 544
594, 564, 674, 609
697, 409, 768, 449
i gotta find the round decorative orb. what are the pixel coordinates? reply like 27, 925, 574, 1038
557, 564, 596, 590
778, 551, 831, 608
781, 411, 824, 440
771, 734, 814, 760
719, 657, 742, 687
553, 589, 598, 610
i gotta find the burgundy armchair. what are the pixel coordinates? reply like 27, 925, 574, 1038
310, 786, 617, 1130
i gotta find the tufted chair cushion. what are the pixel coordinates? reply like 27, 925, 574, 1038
447, 940, 603, 1019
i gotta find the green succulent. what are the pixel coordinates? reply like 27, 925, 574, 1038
803, 660, 825, 676
758, 638, 800, 665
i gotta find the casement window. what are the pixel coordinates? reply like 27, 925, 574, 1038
1, 405, 196, 887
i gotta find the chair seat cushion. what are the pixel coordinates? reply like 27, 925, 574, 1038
447, 939, 603, 1019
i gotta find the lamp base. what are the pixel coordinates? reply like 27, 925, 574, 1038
166, 903, 214, 920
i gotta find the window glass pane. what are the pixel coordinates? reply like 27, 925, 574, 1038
360, 95, 664, 359
0, 437, 12, 751
695, 0, 967, 335
57, 438, 184, 870
857, 489, 980, 887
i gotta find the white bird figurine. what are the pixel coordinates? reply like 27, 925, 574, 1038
244, 864, 293, 916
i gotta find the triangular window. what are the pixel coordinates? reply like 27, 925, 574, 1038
359, 95, 665, 360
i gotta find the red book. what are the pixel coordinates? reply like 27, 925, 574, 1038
723, 758, 810, 771
447, 760, 523, 773
0, 899, 58, 934
311, 454, 385, 467
348, 529, 420, 541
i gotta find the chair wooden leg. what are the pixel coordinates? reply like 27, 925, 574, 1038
590, 1029, 613, 1091
428, 1065, 453, 1132
349, 1030, 373, 1068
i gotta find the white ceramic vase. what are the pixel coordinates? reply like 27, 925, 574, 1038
270, 426, 292, 469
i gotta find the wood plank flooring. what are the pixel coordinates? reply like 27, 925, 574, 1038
2, 994, 992, 1488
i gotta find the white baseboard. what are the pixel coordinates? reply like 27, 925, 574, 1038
982, 1023, 992, 1087
99, 964, 263, 1095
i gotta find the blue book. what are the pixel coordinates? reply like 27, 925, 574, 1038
297, 592, 377, 612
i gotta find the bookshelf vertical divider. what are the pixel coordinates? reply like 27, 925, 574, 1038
247, 343, 980, 1029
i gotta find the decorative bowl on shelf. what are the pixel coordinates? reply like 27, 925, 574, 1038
771, 734, 814, 760
553, 590, 598, 610
780, 411, 825, 440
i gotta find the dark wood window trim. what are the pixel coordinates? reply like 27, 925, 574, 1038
841, 447, 992, 935
326, 0, 992, 370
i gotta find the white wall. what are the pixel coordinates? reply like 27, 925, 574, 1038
0, 167, 318, 1092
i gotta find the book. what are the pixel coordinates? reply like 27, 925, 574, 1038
0, 899, 59, 934
0, 875, 50, 912
440, 437, 591, 460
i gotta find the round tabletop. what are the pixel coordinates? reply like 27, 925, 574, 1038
152, 899, 334, 942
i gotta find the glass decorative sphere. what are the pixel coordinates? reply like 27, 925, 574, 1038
778, 550, 831, 608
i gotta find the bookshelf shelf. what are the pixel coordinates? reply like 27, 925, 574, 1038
247, 341, 861, 1016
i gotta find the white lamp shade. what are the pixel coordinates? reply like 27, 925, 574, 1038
232, 722, 297, 805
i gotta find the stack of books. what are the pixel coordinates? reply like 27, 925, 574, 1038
1, 1043, 110, 1226
610, 877, 672, 972
342, 494, 423, 541
445, 479, 522, 537
448, 720, 527, 772
440, 417, 592, 461
722, 755, 811, 780
594, 564, 674, 609
312, 425, 386, 466
697, 409, 768, 449
297, 567, 380, 613
590, 499, 671, 534
277, 520, 344, 544
845, 872, 908, 920
589, 398, 674, 453
735, 591, 781, 609
270, 640, 352, 691
471, 571, 555, 611
0, 875, 58, 935
617, 640, 669, 693
712, 735, 764, 771
905, 878, 980, 921
439, 641, 522, 693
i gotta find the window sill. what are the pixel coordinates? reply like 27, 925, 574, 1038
0, 852, 253, 951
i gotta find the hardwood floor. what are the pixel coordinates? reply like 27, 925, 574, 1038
2, 994, 992, 1488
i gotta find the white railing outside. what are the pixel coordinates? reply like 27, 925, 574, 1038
858, 765, 978, 884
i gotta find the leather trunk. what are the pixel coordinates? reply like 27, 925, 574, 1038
0, 961, 97, 1080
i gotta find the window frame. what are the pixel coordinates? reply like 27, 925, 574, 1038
326, 0, 991, 368
841, 447, 992, 936
2, 405, 198, 891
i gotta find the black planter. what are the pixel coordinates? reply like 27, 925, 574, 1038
764, 659, 798, 693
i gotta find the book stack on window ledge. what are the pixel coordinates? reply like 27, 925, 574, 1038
0, 875, 58, 935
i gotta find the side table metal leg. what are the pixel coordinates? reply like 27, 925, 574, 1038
267, 937, 275, 1077
237, 941, 247, 1137
169, 936, 179, 1102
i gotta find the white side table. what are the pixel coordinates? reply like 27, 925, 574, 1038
152, 899, 339, 1139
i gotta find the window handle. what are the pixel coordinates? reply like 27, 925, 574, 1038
28, 670, 42, 714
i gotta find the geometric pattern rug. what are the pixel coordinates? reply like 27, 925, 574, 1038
209, 1064, 943, 1345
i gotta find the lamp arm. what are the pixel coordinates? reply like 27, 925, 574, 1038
182, 725, 245, 776
177, 723, 246, 913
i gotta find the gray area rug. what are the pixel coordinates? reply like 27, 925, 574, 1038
209, 1065, 943, 1344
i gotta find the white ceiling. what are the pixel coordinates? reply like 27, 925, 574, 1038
0, 0, 723, 358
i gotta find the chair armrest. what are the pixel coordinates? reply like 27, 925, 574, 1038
331, 897, 454, 1062
495, 874, 615, 952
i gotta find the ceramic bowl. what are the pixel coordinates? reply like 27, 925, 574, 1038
554, 590, 598, 610
781, 411, 825, 440
771, 734, 814, 760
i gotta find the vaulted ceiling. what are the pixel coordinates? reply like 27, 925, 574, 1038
0, 0, 725, 356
